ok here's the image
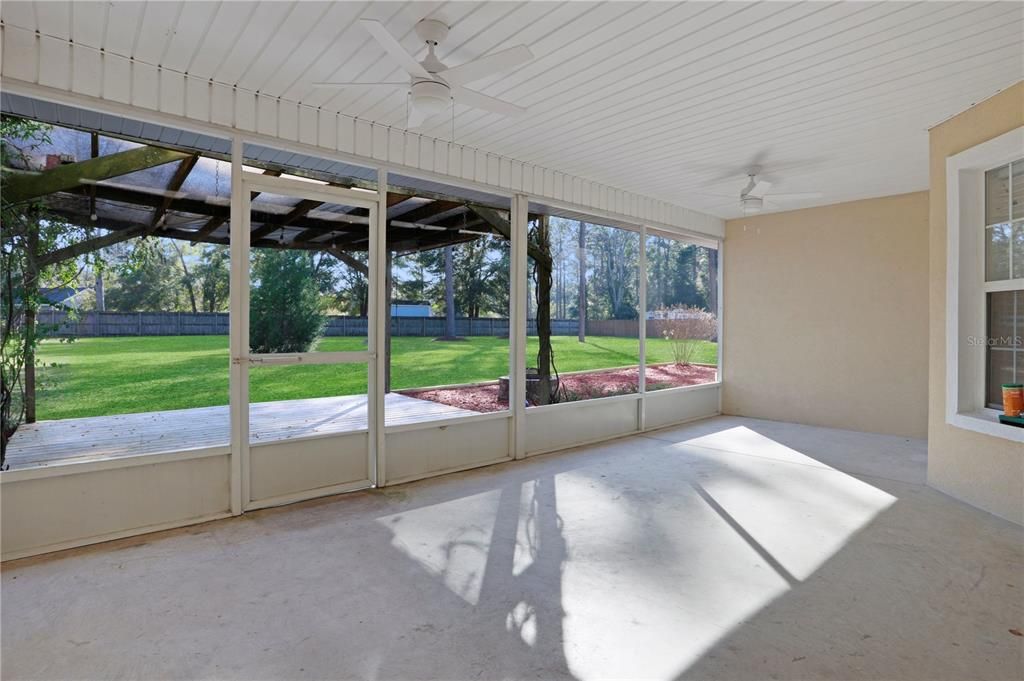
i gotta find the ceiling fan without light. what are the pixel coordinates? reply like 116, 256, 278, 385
314, 19, 533, 130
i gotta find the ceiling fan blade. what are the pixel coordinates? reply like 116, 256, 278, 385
747, 180, 773, 198
360, 19, 432, 80
452, 86, 526, 117
312, 81, 408, 88
699, 167, 748, 185
769, 192, 824, 200
439, 45, 533, 86
748, 148, 771, 171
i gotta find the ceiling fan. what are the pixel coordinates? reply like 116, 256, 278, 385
693, 150, 825, 215
314, 19, 533, 129
735, 167, 823, 215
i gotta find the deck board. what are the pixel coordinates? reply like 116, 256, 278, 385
6, 394, 480, 470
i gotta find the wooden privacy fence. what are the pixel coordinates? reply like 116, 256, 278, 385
40, 310, 231, 337
39, 310, 588, 338
39, 311, 716, 339
585, 319, 719, 342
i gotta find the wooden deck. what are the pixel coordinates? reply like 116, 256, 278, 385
5, 394, 480, 470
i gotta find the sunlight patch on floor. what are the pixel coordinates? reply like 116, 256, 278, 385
377, 488, 503, 606
375, 426, 898, 680
557, 430, 897, 679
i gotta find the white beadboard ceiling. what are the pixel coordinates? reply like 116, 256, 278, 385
2, 1, 1021, 219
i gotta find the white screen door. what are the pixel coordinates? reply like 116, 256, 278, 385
233, 172, 381, 510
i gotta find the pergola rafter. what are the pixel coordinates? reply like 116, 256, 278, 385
150, 154, 200, 231
4, 146, 191, 204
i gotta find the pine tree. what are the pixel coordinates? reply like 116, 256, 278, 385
249, 249, 325, 353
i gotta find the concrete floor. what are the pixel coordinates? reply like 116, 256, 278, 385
2, 416, 1022, 680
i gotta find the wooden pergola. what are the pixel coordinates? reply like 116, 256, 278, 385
4, 137, 555, 416
4, 142, 516, 269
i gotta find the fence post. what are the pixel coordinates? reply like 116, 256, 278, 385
138, 311, 142, 336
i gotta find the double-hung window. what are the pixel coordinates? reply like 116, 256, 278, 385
983, 160, 1024, 408
945, 126, 1024, 442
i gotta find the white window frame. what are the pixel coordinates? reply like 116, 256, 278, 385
945, 125, 1024, 443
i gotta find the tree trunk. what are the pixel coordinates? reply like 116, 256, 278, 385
536, 216, 553, 405
173, 242, 199, 313
707, 247, 718, 315
444, 245, 456, 339
577, 220, 586, 343
95, 268, 105, 311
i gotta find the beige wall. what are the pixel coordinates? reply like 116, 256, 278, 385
722, 192, 930, 439
927, 82, 1024, 525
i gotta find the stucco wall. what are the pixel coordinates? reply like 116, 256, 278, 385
722, 192, 930, 439
927, 82, 1024, 525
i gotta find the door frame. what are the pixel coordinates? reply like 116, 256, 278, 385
230, 170, 382, 511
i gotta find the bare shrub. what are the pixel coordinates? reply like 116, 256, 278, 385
659, 306, 717, 365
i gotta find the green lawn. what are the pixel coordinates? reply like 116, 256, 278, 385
35, 335, 717, 420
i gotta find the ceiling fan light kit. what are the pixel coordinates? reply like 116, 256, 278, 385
741, 195, 763, 215
410, 80, 451, 116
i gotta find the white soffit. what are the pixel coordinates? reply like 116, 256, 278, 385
1, 1, 1022, 220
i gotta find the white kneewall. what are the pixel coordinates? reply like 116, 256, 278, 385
1, 453, 231, 560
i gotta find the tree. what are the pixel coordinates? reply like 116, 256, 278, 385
646, 236, 714, 314
394, 249, 437, 306
333, 252, 369, 316
1, 115, 92, 465
590, 224, 639, 319
453, 236, 509, 318
393, 237, 510, 320
249, 249, 325, 353
444, 245, 456, 337
669, 243, 704, 310
529, 217, 556, 405
575, 221, 586, 340
105, 239, 182, 312
193, 246, 230, 312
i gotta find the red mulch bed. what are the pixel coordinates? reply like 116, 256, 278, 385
399, 363, 717, 413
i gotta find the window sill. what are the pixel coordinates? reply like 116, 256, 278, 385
948, 409, 1024, 444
